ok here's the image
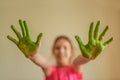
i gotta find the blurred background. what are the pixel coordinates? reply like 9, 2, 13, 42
0, 0, 120, 80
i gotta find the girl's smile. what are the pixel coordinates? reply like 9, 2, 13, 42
53, 38, 73, 66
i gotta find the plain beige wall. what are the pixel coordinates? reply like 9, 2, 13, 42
0, 0, 120, 80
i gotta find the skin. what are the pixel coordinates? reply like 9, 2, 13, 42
7, 19, 113, 76
53, 38, 73, 67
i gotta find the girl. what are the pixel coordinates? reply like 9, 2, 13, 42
7, 20, 113, 80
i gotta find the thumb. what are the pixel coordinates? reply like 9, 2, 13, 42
75, 35, 90, 58
75, 35, 84, 48
36, 33, 43, 45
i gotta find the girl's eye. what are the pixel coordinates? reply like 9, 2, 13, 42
55, 46, 60, 50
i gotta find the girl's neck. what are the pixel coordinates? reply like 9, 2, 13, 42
56, 61, 71, 68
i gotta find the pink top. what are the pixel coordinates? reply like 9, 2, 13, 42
45, 65, 83, 80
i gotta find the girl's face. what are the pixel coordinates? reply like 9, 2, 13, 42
53, 38, 73, 65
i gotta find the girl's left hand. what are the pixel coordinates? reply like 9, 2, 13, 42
75, 21, 113, 59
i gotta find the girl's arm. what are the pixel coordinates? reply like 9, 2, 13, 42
73, 55, 91, 73
73, 21, 113, 73
28, 53, 52, 76
7, 20, 52, 77
73, 55, 91, 66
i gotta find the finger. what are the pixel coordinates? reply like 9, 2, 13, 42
11, 25, 22, 40
94, 21, 100, 40
36, 33, 43, 45
19, 19, 26, 37
23, 20, 30, 38
99, 26, 109, 41
103, 37, 113, 46
75, 35, 84, 47
75, 35, 90, 58
89, 22, 94, 43
7, 35, 18, 45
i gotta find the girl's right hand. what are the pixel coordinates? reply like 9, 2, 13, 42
7, 20, 43, 58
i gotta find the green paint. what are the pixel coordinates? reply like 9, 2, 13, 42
7, 20, 113, 59
75, 21, 113, 59
7, 19, 43, 57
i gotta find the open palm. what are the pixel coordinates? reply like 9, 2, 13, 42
75, 21, 113, 59
7, 20, 43, 57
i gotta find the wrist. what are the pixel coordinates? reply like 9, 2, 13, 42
82, 55, 92, 61
26, 51, 38, 58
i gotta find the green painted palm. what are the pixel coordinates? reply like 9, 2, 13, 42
7, 20, 43, 57
75, 21, 113, 59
